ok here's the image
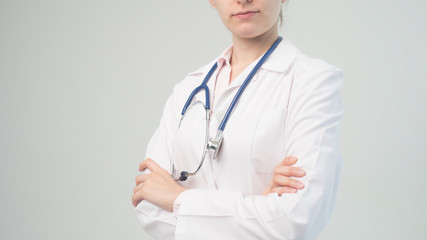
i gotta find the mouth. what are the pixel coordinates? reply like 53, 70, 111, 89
232, 10, 259, 20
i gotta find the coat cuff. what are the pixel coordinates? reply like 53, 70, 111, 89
172, 189, 241, 217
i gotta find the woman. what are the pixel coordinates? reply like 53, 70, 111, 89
132, 0, 343, 239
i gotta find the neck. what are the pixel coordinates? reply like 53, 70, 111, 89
230, 25, 279, 70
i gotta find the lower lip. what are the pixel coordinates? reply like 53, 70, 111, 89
234, 12, 258, 20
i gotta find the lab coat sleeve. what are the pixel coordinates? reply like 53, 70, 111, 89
172, 62, 344, 240
134, 84, 182, 240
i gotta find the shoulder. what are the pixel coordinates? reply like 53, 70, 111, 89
294, 55, 343, 76
177, 59, 216, 84
172, 58, 217, 94
290, 54, 344, 93
167, 59, 216, 106
262, 38, 343, 82
270, 40, 344, 101
186, 60, 216, 77
284, 48, 344, 121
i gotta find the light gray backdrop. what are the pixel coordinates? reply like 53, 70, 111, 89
1, 0, 426, 239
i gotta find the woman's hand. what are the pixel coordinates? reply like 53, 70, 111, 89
132, 158, 187, 211
263, 156, 306, 196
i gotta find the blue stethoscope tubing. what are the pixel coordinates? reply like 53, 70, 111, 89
176, 36, 283, 181
181, 36, 282, 130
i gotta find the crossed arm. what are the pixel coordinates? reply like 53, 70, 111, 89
133, 64, 343, 239
132, 156, 306, 211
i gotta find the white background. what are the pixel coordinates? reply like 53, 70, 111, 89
1, 0, 426, 239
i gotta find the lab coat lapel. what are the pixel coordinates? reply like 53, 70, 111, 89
222, 38, 301, 90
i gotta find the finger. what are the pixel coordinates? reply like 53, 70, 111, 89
139, 158, 162, 172
274, 166, 306, 178
132, 192, 144, 207
278, 156, 298, 166
134, 182, 145, 193
132, 197, 140, 207
135, 173, 150, 185
271, 186, 298, 196
273, 175, 305, 189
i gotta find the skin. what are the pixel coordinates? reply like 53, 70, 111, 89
132, 0, 305, 210
208, 0, 286, 83
132, 159, 186, 211
132, 156, 306, 209
263, 157, 306, 196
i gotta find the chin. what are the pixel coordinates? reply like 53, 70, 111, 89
236, 32, 267, 40
233, 28, 264, 39
230, 22, 272, 40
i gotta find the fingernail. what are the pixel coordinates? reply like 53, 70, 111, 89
295, 182, 305, 189
297, 169, 306, 176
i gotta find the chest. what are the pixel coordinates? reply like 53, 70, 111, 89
174, 70, 294, 194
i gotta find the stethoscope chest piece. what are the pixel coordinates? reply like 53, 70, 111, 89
207, 130, 224, 159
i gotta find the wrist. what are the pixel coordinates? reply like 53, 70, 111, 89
172, 188, 188, 214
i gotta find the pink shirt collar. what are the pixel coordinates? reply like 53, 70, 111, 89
216, 46, 233, 70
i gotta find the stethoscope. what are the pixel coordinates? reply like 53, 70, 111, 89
172, 36, 282, 181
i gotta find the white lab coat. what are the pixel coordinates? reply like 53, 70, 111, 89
135, 38, 344, 240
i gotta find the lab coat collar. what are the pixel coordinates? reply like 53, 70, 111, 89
186, 47, 232, 77
188, 37, 302, 77
261, 38, 302, 73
